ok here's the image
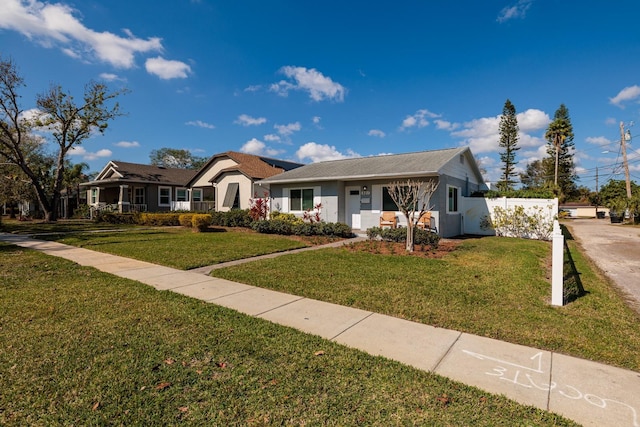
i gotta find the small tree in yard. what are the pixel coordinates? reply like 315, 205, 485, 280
386, 179, 438, 252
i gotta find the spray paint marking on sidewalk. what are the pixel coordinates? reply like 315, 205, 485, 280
463, 349, 639, 427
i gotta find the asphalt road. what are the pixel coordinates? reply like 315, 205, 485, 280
564, 218, 640, 312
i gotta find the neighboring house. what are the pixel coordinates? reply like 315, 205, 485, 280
258, 147, 486, 238
81, 161, 199, 213
186, 151, 303, 212
559, 202, 604, 218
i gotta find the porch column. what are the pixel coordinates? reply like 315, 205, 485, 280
118, 185, 130, 213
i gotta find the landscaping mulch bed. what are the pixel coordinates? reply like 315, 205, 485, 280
344, 239, 461, 258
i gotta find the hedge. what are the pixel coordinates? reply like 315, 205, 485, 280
252, 219, 353, 238
367, 226, 440, 248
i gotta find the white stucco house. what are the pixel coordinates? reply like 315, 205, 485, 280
257, 147, 487, 237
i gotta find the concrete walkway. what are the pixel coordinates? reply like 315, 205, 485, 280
2, 232, 640, 427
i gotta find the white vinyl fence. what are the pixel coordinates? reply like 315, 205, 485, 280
462, 197, 558, 239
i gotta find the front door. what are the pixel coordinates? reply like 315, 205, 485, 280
346, 187, 361, 229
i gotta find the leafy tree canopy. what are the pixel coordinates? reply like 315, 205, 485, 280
149, 147, 208, 170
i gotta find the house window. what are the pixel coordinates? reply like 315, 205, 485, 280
448, 186, 459, 213
159, 187, 171, 206
192, 189, 202, 202
134, 188, 145, 205
176, 188, 188, 202
382, 187, 398, 211
290, 188, 314, 211
222, 183, 240, 209
90, 188, 98, 204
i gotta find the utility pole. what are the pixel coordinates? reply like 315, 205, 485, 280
620, 121, 632, 199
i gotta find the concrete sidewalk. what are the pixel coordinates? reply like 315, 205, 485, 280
2, 232, 639, 427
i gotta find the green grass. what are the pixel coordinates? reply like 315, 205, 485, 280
0, 218, 134, 235
212, 236, 640, 371
43, 227, 310, 269
0, 243, 577, 426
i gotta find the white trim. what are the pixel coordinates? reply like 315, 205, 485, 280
287, 187, 318, 212
175, 187, 189, 202
158, 186, 171, 207
447, 185, 460, 214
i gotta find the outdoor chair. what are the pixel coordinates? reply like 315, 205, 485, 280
379, 211, 397, 228
416, 212, 432, 230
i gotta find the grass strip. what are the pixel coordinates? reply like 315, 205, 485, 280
45, 227, 309, 269
0, 242, 577, 426
212, 236, 640, 371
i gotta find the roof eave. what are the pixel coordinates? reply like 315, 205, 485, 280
258, 171, 440, 185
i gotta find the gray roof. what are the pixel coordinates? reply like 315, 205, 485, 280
259, 147, 475, 184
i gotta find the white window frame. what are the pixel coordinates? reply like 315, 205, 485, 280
176, 188, 188, 202
90, 188, 98, 205
134, 187, 145, 205
447, 185, 459, 213
289, 188, 315, 212
158, 186, 171, 207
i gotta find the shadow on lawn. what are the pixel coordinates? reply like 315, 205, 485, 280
560, 225, 588, 304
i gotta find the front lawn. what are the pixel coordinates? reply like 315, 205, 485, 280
212, 236, 640, 371
0, 243, 576, 426
44, 227, 311, 269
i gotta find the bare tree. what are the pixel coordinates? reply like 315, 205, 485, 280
386, 179, 438, 252
0, 56, 126, 221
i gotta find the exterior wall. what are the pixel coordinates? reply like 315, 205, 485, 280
462, 197, 558, 236
269, 182, 339, 222
216, 172, 253, 212
190, 158, 237, 187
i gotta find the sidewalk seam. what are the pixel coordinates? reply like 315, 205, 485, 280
431, 331, 463, 373
329, 312, 375, 341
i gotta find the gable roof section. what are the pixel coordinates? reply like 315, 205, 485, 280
84, 161, 196, 186
259, 147, 482, 184
187, 151, 303, 187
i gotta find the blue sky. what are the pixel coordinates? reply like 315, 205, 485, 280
2, 0, 640, 190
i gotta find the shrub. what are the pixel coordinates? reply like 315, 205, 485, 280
249, 192, 270, 221
251, 219, 293, 235
179, 214, 194, 227
210, 209, 252, 228
138, 213, 181, 226
94, 212, 138, 224
270, 211, 303, 225
480, 205, 555, 241
191, 214, 212, 232
367, 226, 440, 248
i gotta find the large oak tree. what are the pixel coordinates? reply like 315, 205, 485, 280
0, 56, 125, 221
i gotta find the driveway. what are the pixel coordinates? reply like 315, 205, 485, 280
564, 218, 640, 312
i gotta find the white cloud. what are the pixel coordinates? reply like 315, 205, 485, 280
235, 114, 267, 126
399, 109, 440, 131
312, 116, 321, 125
516, 109, 550, 132
145, 57, 191, 79
240, 138, 282, 157
586, 136, 613, 146
69, 146, 112, 160
605, 117, 617, 126
0, 0, 163, 68
114, 140, 139, 148
244, 85, 262, 92
270, 66, 345, 102
434, 119, 459, 131
274, 122, 301, 136
368, 129, 386, 138
185, 120, 215, 129
296, 142, 360, 163
451, 108, 549, 154
609, 85, 640, 107
99, 73, 122, 82
497, 0, 534, 23
264, 134, 281, 142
